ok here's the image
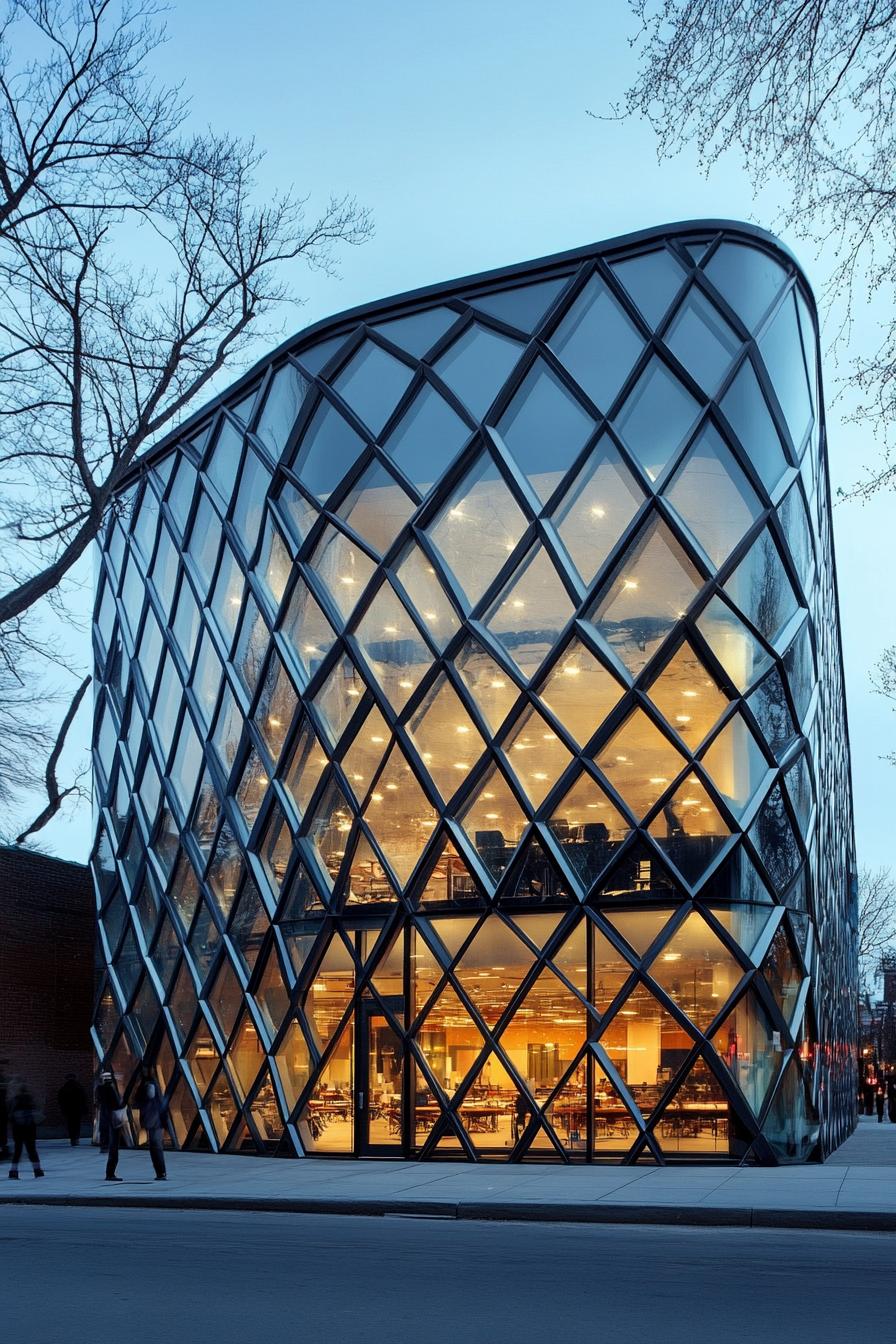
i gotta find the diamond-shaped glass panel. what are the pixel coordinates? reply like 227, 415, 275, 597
332, 340, 414, 436
308, 523, 376, 626
749, 784, 802, 896
700, 712, 770, 819
340, 704, 391, 803
484, 546, 574, 681
395, 543, 461, 652
711, 989, 780, 1117
274, 479, 318, 548
362, 745, 436, 885
665, 287, 741, 396
345, 830, 398, 905
502, 968, 587, 1091
233, 594, 269, 697
647, 641, 729, 749
234, 750, 270, 831
455, 639, 519, 734
282, 715, 328, 818
335, 459, 415, 555
427, 453, 528, 609
417, 837, 480, 906
305, 935, 355, 1052
549, 274, 644, 412
719, 357, 789, 494
255, 653, 297, 766
311, 654, 365, 747
538, 639, 624, 746
548, 771, 632, 886
460, 762, 528, 880
454, 920, 535, 1027
496, 357, 595, 504
227, 878, 268, 974
614, 357, 701, 483
759, 290, 813, 453
383, 382, 470, 494
784, 752, 814, 838
663, 424, 762, 570
704, 241, 787, 332
290, 397, 365, 502
416, 984, 485, 1097
610, 248, 686, 329
274, 1019, 312, 1111
594, 709, 687, 820
762, 925, 803, 1028
374, 306, 459, 358
552, 435, 645, 587
471, 276, 568, 332
280, 577, 337, 684
353, 581, 431, 712
600, 980, 694, 1118
502, 707, 573, 808
724, 528, 799, 646
648, 775, 730, 882
696, 596, 773, 694
408, 673, 487, 802
208, 958, 242, 1041
651, 1054, 734, 1156
589, 516, 702, 678
647, 912, 742, 1032
305, 777, 354, 889
433, 323, 523, 420
255, 361, 309, 459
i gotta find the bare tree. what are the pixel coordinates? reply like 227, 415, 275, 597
858, 866, 896, 993
616, 1, 896, 499
0, 0, 371, 834
872, 646, 896, 764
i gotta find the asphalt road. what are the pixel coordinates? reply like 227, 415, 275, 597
1, 1205, 894, 1343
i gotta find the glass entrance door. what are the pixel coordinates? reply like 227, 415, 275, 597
358, 998, 404, 1154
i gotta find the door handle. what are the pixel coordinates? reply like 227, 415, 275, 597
358, 1092, 365, 1110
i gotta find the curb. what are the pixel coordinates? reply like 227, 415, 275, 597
2, 1194, 896, 1232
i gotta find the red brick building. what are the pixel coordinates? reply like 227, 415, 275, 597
0, 845, 94, 1136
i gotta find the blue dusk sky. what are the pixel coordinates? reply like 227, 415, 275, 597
18, 0, 896, 872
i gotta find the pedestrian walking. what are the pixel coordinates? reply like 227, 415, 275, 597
887, 1075, 896, 1125
876, 1085, 886, 1123
7, 1084, 44, 1179
135, 1066, 168, 1181
57, 1074, 88, 1145
95, 1071, 125, 1182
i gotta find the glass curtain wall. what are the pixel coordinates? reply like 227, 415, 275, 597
90, 222, 856, 1165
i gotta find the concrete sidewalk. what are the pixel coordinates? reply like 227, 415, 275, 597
2, 1114, 895, 1231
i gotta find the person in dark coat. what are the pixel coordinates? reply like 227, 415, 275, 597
876, 1084, 886, 1123
887, 1075, 896, 1124
95, 1071, 124, 1181
57, 1074, 88, 1145
8, 1084, 44, 1179
0, 1061, 9, 1160
135, 1066, 167, 1181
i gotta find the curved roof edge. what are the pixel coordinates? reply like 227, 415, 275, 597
121, 217, 812, 487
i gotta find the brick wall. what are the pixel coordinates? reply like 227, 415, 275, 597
0, 845, 94, 1137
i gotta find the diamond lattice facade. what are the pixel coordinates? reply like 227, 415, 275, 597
91, 221, 857, 1164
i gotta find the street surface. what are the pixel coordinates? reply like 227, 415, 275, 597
1, 1205, 893, 1343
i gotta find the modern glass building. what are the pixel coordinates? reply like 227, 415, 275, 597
91, 220, 857, 1164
